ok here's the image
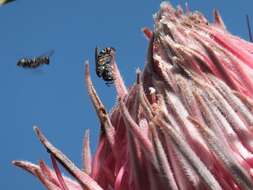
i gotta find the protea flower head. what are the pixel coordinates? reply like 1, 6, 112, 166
13, 2, 253, 190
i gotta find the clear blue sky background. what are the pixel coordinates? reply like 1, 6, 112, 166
1, 0, 253, 189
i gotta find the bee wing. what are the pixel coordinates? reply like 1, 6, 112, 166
95, 46, 101, 76
37, 50, 55, 58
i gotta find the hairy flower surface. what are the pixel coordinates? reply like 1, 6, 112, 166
13, 2, 253, 190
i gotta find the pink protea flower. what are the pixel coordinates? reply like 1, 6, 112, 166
13, 2, 253, 190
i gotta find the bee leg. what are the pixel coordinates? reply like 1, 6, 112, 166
105, 81, 114, 87
105, 82, 111, 87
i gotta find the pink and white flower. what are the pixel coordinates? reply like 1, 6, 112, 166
13, 2, 253, 190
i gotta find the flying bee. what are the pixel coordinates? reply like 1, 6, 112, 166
95, 47, 115, 86
17, 50, 54, 69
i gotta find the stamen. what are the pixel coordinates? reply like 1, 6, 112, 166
33, 126, 104, 190
82, 129, 92, 174
51, 154, 69, 190
85, 62, 116, 149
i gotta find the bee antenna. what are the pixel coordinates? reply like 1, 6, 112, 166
95, 46, 99, 63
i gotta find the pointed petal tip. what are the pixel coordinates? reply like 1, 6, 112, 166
33, 126, 41, 137
213, 9, 226, 29
136, 68, 142, 84
12, 160, 32, 168
185, 1, 190, 12
33, 125, 39, 134
85, 61, 90, 75
12, 160, 20, 166
85, 129, 90, 136
136, 67, 141, 74
12, 160, 39, 175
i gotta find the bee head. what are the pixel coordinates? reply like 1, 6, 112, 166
17, 58, 27, 66
44, 57, 50, 64
110, 47, 116, 52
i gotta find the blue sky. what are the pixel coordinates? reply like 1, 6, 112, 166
1, 0, 253, 189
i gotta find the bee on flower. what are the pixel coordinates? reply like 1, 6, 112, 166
95, 47, 115, 86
